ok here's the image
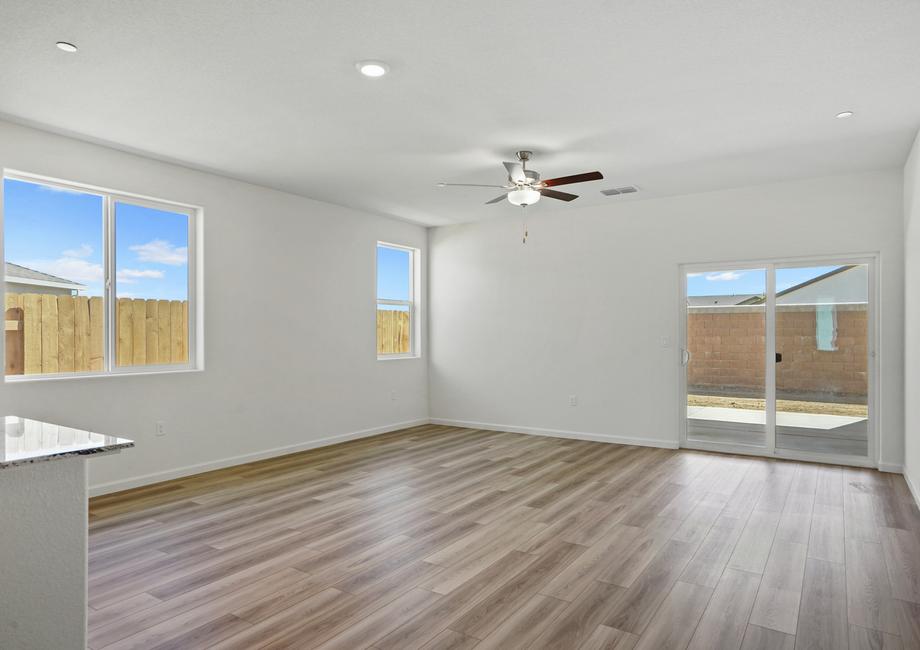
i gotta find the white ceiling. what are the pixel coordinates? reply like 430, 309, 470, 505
1, 1, 919, 226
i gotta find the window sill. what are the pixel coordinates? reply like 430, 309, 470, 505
377, 354, 421, 361
5, 367, 203, 383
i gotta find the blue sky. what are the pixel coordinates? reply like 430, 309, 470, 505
687, 266, 841, 297
377, 245, 410, 309
4, 178, 188, 300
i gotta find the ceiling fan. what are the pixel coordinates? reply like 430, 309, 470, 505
438, 151, 603, 206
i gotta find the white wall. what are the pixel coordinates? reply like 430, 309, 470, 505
904, 129, 920, 498
429, 170, 905, 468
0, 120, 429, 494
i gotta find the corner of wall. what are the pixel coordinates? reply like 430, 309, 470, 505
902, 126, 920, 504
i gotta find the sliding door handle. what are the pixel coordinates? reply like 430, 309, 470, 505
775, 353, 783, 363
681, 349, 691, 366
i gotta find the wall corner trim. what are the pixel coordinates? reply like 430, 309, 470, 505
904, 467, 920, 511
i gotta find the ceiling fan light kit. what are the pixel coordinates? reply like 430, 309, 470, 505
438, 150, 604, 207
507, 187, 541, 206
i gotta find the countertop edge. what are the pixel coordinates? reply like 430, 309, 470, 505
0, 441, 135, 469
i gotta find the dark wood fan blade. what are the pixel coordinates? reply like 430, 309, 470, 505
540, 188, 578, 202
541, 171, 603, 187
485, 193, 507, 205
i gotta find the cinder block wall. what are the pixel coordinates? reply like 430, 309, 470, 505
688, 305, 868, 401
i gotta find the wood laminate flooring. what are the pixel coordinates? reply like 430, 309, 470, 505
87, 424, 920, 649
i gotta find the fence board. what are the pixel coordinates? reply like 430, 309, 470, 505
22, 294, 42, 373
117, 298, 133, 367
40, 295, 59, 373
89, 297, 104, 371
5, 305, 23, 375
170, 300, 184, 363
74, 296, 89, 371
57, 296, 75, 372
157, 299, 171, 363
146, 300, 159, 364
131, 299, 146, 365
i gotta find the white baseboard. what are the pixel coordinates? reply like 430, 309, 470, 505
88, 418, 430, 497
904, 468, 920, 510
877, 462, 904, 473
429, 418, 680, 450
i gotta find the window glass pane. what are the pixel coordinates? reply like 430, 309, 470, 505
377, 303, 410, 354
775, 264, 869, 457
686, 268, 767, 447
3, 178, 105, 375
377, 245, 410, 301
114, 202, 189, 366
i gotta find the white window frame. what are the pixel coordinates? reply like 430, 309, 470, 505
3, 170, 203, 381
376, 241, 419, 360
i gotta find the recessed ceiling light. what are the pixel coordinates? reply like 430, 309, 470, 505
356, 60, 389, 78
56, 41, 78, 53
836, 111, 854, 119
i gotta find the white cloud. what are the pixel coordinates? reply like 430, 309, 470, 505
117, 269, 164, 284
36, 184, 85, 195
19, 247, 162, 288
705, 271, 744, 282
129, 239, 187, 266
61, 243, 93, 258
21, 257, 103, 284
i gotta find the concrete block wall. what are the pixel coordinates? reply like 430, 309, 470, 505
688, 304, 868, 401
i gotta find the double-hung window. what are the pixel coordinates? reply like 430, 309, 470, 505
3, 173, 199, 378
376, 242, 418, 358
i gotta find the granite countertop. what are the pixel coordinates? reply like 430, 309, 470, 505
0, 416, 134, 469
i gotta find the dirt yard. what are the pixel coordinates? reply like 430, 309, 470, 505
688, 394, 868, 418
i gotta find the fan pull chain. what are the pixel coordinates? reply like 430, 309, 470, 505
522, 209, 529, 244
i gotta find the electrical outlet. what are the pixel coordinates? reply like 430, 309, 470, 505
390, 390, 397, 401
155, 421, 166, 437
569, 395, 578, 407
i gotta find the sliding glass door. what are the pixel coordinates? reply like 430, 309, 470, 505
684, 267, 769, 449
681, 258, 874, 465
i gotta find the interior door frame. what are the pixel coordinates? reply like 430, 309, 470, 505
678, 253, 879, 469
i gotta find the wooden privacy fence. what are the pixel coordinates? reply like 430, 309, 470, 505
116, 298, 188, 367
377, 309, 410, 354
4, 293, 187, 375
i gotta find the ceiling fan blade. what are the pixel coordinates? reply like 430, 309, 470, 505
503, 161, 526, 183
485, 193, 508, 205
541, 171, 604, 187
439, 183, 508, 188
540, 188, 578, 202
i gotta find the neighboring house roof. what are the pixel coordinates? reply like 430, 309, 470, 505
687, 294, 759, 306
741, 265, 859, 305
4, 262, 86, 291
775, 265, 855, 298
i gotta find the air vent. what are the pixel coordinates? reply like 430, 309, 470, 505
601, 186, 639, 196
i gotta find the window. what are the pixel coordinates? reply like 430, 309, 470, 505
3, 173, 198, 378
376, 242, 417, 357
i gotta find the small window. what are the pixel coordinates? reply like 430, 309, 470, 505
376, 242, 417, 358
3, 174, 199, 378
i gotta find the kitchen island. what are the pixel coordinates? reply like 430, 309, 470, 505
0, 416, 133, 650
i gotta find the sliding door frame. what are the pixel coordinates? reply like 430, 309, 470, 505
678, 253, 879, 469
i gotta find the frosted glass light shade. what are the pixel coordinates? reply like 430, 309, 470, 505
507, 188, 541, 206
